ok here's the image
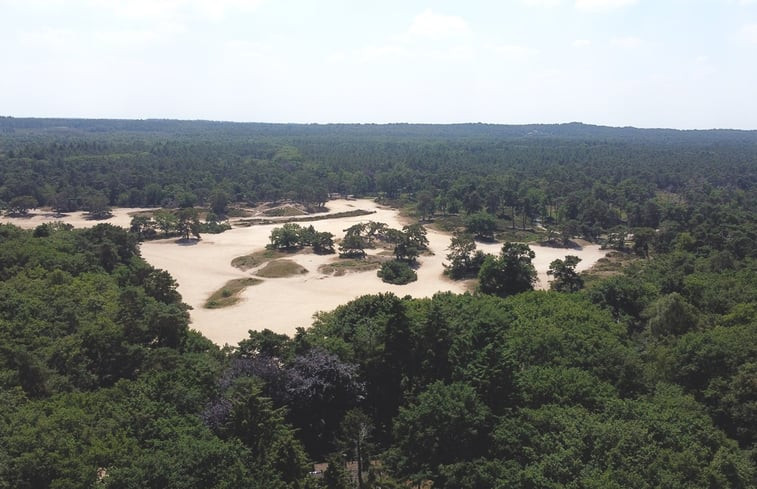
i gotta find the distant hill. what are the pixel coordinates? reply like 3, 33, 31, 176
2, 116, 756, 145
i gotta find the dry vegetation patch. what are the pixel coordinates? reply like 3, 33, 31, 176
205, 277, 263, 309
231, 249, 289, 271
262, 205, 307, 217
581, 251, 639, 287
255, 259, 309, 278
318, 256, 385, 276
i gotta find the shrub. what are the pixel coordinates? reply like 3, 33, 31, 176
377, 260, 417, 285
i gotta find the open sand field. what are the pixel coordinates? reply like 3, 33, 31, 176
2, 200, 607, 346
0, 208, 153, 229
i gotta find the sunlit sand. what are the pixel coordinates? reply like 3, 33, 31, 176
3, 200, 607, 346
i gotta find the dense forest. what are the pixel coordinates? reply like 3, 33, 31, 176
1, 118, 756, 488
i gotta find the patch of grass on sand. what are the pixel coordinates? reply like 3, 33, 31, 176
255, 259, 308, 278
582, 251, 639, 288
231, 249, 288, 271
234, 209, 375, 227
205, 278, 262, 309
263, 206, 305, 217
318, 256, 384, 276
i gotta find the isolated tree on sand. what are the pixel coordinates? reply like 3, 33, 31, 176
478, 242, 537, 297
445, 231, 486, 279
176, 208, 201, 240
547, 255, 583, 292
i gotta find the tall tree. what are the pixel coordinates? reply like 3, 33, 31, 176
477, 243, 537, 297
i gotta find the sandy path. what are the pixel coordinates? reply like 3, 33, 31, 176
4, 201, 607, 346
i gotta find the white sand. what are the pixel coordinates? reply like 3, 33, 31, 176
140, 200, 607, 346
3, 201, 607, 346
0, 208, 152, 229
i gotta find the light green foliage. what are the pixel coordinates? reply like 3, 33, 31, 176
465, 211, 497, 240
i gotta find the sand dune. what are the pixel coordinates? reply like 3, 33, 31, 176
3, 200, 607, 346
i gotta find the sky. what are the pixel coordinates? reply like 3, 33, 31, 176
1, 0, 756, 129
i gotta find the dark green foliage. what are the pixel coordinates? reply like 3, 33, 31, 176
444, 231, 486, 279
466, 211, 497, 240
547, 255, 583, 292
269, 222, 304, 250
6, 195, 37, 215
268, 223, 335, 254
1, 120, 756, 488
477, 242, 537, 297
338, 231, 367, 258
0, 225, 311, 489
389, 381, 493, 483
377, 260, 417, 285
323, 454, 352, 489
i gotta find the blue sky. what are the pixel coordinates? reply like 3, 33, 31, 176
1, 0, 756, 128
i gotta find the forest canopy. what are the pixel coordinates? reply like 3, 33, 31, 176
0, 118, 755, 488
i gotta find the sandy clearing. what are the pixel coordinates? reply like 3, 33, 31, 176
4, 200, 607, 346
141, 199, 469, 345
140, 199, 608, 346
0, 208, 153, 229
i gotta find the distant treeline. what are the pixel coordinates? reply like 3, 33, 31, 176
1, 118, 756, 242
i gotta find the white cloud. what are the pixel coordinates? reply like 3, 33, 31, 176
612, 36, 643, 48
575, 0, 638, 12
741, 23, 757, 43
572, 39, 592, 47
408, 9, 470, 39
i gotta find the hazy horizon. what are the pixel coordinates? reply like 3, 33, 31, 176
3, 0, 757, 130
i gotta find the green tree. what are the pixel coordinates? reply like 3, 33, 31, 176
312, 231, 336, 254
444, 232, 484, 279
389, 381, 492, 485
644, 292, 700, 337
466, 212, 497, 241
477, 243, 537, 297
269, 223, 303, 250
6, 195, 38, 216
209, 189, 230, 216
84, 192, 111, 219
176, 207, 201, 241
416, 190, 436, 221
378, 260, 417, 285
547, 255, 583, 292
339, 233, 367, 258
323, 453, 352, 489
338, 409, 374, 489
153, 210, 178, 237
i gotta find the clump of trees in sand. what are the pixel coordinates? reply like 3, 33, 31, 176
336, 221, 429, 285
267, 222, 336, 254
130, 209, 231, 242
